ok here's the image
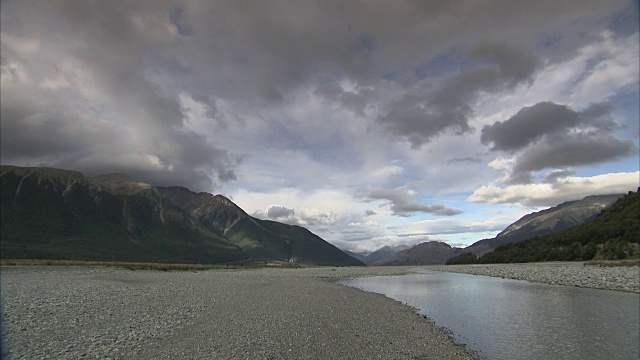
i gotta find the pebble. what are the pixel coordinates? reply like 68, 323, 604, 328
1, 266, 475, 360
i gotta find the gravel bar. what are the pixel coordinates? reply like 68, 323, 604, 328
425, 262, 640, 293
1, 266, 474, 360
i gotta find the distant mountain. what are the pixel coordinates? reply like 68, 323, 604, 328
0, 165, 364, 266
362, 244, 412, 265
464, 194, 624, 256
449, 190, 640, 264
371, 241, 464, 266
342, 250, 369, 263
340, 244, 413, 265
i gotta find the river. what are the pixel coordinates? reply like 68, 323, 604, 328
342, 270, 640, 360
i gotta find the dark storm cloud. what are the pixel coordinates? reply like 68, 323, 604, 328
156, 0, 623, 104
368, 188, 462, 217
0, 0, 631, 193
0, 0, 241, 191
481, 101, 636, 184
480, 102, 616, 151
314, 84, 375, 117
468, 43, 541, 88
0, 92, 96, 162
0, 82, 242, 190
379, 43, 540, 148
512, 135, 636, 176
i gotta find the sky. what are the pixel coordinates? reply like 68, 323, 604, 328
1, 0, 639, 253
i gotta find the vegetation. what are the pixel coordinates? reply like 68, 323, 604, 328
447, 190, 640, 265
0, 167, 246, 264
1, 166, 364, 266
445, 252, 478, 265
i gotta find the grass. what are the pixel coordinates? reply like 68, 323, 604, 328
584, 259, 640, 267
0, 259, 302, 271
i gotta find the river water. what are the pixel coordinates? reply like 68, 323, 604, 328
342, 270, 639, 360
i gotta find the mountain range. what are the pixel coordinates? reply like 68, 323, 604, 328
370, 242, 464, 266
464, 194, 624, 256
451, 189, 639, 264
369, 193, 625, 266
2, 165, 630, 267
344, 244, 412, 265
0, 165, 364, 266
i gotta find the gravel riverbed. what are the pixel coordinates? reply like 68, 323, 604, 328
2, 262, 637, 359
426, 262, 640, 293
1, 266, 474, 360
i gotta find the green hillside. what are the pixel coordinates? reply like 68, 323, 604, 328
447, 190, 640, 264
1, 166, 245, 263
1, 166, 363, 266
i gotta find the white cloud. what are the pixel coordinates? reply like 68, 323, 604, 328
570, 32, 640, 104
369, 165, 404, 181
0, 32, 40, 55
472, 31, 640, 128
469, 172, 639, 207
0, 61, 31, 85
395, 215, 521, 238
488, 158, 513, 171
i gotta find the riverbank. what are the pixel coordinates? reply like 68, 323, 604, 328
1, 266, 474, 360
426, 262, 640, 293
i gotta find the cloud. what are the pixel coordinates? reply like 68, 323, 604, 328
481, 101, 636, 184
511, 134, 635, 175
447, 157, 483, 165
369, 165, 404, 181
542, 169, 577, 184
480, 102, 615, 152
266, 205, 295, 221
396, 217, 516, 238
379, 43, 540, 148
0, 0, 636, 252
1, 1, 631, 188
0, 2, 242, 191
253, 204, 342, 227
0, 81, 242, 190
298, 208, 340, 226
367, 187, 462, 217
469, 172, 639, 207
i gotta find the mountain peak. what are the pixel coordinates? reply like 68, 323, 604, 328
212, 194, 240, 208
90, 173, 152, 195
371, 241, 462, 266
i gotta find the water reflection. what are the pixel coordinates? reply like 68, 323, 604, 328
343, 270, 640, 360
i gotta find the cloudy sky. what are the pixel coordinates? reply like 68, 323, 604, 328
2, 0, 638, 252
